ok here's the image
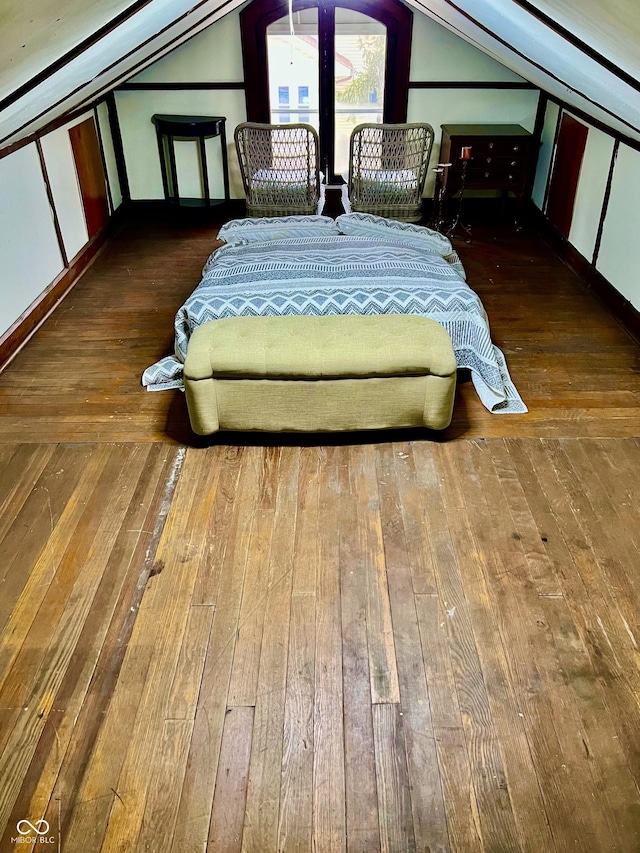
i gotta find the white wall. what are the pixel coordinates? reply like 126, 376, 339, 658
531, 100, 559, 209
532, 105, 640, 313
116, 90, 246, 200
568, 123, 614, 261
119, 8, 246, 201
39, 114, 90, 261
0, 144, 64, 335
532, 107, 616, 265
131, 10, 244, 83
117, 4, 539, 199
37, 109, 121, 260
597, 143, 640, 310
96, 101, 123, 210
0, 105, 121, 341
408, 89, 539, 195
410, 13, 525, 82
408, 14, 538, 195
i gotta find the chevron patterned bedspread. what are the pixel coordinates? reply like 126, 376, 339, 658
142, 235, 526, 414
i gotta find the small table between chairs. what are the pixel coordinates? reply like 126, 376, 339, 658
152, 114, 230, 209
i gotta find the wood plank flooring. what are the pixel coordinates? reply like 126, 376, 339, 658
0, 211, 639, 851
0, 210, 638, 442
1, 438, 639, 851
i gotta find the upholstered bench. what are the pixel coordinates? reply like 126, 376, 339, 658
183, 314, 456, 434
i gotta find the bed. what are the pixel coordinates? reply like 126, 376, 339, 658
142, 214, 526, 415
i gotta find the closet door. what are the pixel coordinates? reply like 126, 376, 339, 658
69, 118, 109, 239
546, 113, 588, 238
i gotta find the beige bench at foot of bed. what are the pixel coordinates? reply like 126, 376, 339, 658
183, 314, 457, 434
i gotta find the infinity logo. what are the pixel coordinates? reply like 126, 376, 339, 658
16, 819, 50, 835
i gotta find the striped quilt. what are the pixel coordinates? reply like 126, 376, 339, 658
142, 235, 526, 414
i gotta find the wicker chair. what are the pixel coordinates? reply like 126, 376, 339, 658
347, 122, 434, 222
234, 122, 322, 217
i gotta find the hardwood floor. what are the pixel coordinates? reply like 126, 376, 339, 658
0, 210, 639, 851
0, 209, 638, 443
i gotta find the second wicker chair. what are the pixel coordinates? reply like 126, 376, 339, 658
234, 122, 322, 217
348, 122, 434, 222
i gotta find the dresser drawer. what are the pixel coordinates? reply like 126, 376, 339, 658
447, 158, 528, 190
447, 140, 531, 165
459, 138, 528, 156
440, 124, 533, 196
470, 153, 527, 170
465, 167, 526, 189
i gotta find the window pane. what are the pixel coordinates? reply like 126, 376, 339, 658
267, 10, 319, 132
334, 8, 386, 178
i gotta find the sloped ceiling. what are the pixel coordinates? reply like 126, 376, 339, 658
405, 0, 640, 141
526, 0, 640, 82
0, 0, 138, 102
0, 0, 247, 148
1, 0, 639, 149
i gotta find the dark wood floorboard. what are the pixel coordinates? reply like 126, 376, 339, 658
0, 209, 638, 442
0, 438, 638, 852
0, 211, 639, 852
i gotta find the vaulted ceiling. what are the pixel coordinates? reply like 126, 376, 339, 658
406, 0, 640, 140
1, 0, 639, 149
0, 0, 247, 148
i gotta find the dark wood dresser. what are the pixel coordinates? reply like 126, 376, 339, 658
440, 124, 533, 200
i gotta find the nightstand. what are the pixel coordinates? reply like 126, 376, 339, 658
152, 114, 230, 209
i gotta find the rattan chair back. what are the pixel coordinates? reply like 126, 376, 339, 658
234, 122, 321, 217
348, 122, 434, 222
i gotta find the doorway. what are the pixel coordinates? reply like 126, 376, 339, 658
69, 118, 109, 238
546, 113, 588, 238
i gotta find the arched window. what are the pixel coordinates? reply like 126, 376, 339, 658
240, 0, 413, 182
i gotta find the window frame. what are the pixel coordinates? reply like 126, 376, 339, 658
240, 0, 413, 182
278, 85, 290, 105
298, 85, 310, 106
